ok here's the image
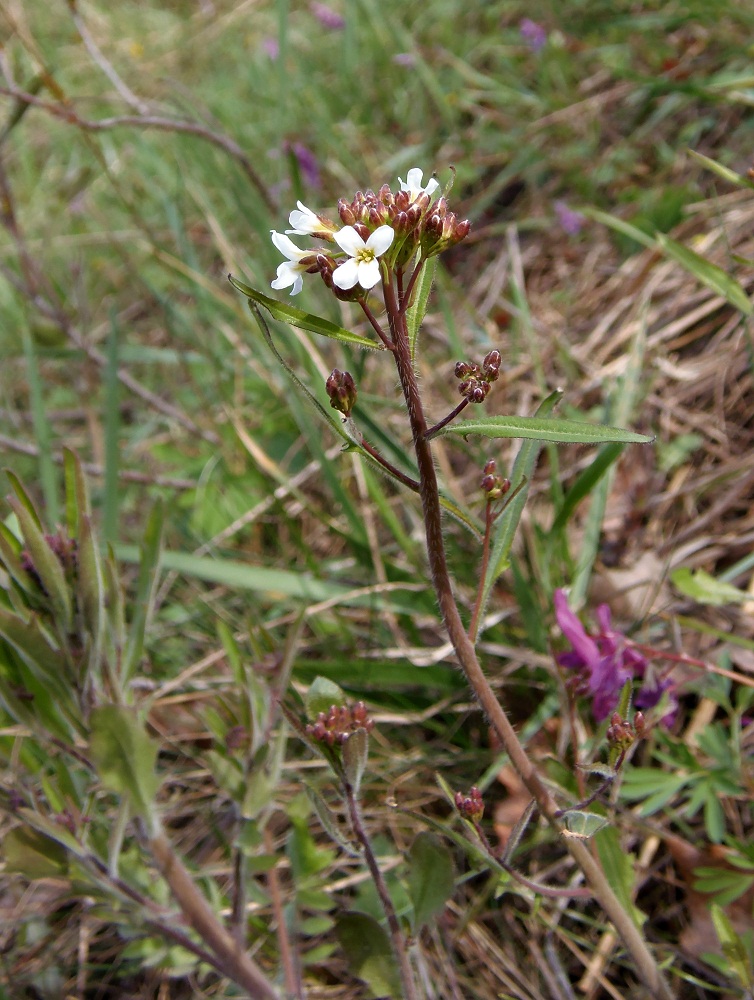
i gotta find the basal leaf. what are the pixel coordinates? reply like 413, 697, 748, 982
335, 912, 402, 998
90, 705, 159, 821
407, 831, 455, 930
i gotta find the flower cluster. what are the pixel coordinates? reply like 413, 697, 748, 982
554, 589, 677, 727
480, 459, 510, 501
454, 786, 484, 822
305, 701, 374, 747
454, 350, 502, 404
325, 368, 357, 417
269, 168, 470, 298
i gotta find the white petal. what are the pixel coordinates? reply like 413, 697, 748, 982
405, 167, 424, 191
287, 201, 319, 234
356, 258, 381, 289
333, 225, 366, 256
424, 176, 440, 197
332, 258, 360, 289
271, 231, 306, 261
366, 225, 394, 256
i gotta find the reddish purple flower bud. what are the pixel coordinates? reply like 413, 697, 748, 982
326, 369, 357, 417
483, 459, 497, 476
338, 199, 356, 226
455, 786, 484, 821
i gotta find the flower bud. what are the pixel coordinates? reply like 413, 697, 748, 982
454, 786, 484, 822
338, 199, 356, 226
326, 369, 357, 417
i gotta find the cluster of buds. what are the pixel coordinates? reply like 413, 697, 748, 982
306, 701, 374, 747
325, 368, 357, 417
454, 786, 484, 822
269, 167, 470, 299
606, 711, 645, 753
20, 531, 78, 592
480, 459, 510, 502
454, 349, 502, 404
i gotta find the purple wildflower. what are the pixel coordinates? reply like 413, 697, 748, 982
310, 2, 345, 30
392, 52, 417, 67
554, 589, 676, 726
520, 18, 547, 52
283, 141, 321, 190
554, 200, 584, 236
262, 37, 279, 60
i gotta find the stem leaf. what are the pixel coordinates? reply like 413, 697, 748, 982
437, 415, 653, 445
229, 275, 383, 350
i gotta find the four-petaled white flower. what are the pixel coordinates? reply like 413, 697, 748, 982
398, 167, 439, 202
332, 225, 394, 291
286, 201, 332, 236
270, 231, 313, 296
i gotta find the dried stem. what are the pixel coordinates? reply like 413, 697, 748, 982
384, 268, 675, 1000
147, 829, 279, 1000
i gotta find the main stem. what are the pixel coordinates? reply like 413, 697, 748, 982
386, 280, 674, 1000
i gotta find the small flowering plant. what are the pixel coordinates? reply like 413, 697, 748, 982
230, 168, 674, 999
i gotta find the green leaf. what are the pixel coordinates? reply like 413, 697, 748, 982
406, 256, 437, 361
3, 826, 69, 879
562, 811, 609, 839
229, 275, 382, 350
655, 233, 752, 315
7, 495, 73, 633
711, 903, 754, 989
594, 826, 643, 927
122, 502, 163, 681
305, 676, 347, 719
89, 705, 159, 821
671, 567, 748, 606
335, 912, 402, 998
479, 389, 562, 606
407, 831, 455, 931
437, 414, 652, 445
342, 728, 369, 794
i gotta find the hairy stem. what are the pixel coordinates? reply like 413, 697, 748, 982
344, 780, 417, 1000
386, 279, 674, 1000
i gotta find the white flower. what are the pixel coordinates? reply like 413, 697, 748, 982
332, 225, 394, 291
270, 231, 313, 296
398, 167, 439, 202
286, 201, 331, 236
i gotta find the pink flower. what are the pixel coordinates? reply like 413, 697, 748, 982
520, 18, 547, 52
554, 590, 677, 726
310, 2, 345, 29
554, 200, 584, 236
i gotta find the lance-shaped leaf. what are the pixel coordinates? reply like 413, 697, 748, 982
229, 275, 383, 350
7, 494, 72, 634
436, 414, 653, 445
655, 233, 752, 315
90, 705, 159, 821
342, 728, 369, 794
407, 256, 437, 361
121, 501, 163, 681
479, 390, 561, 601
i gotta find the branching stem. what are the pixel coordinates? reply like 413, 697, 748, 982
383, 272, 675, 1000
